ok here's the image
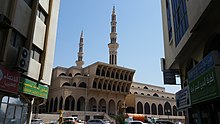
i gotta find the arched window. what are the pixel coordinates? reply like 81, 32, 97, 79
62, 82, 71, 87
153, 93, 159, 97
103, 83, 107, 90
96, 68, 100, 75
54, 97, 58, 112
111, 72, 114, 78
124, 74, 128, 80
79, 82, 86, 88
164, 102, 172, 115
98, 82, 102, 89
121, 86, 124, 92
113, 84, 116, 91
158, 104, 163, 115
106, 71, 110, 77
120, 74, 123, 80
108, 84, 111, 90
173, 105, 177, 116
137, 102, 143, 114
74, 73, 81, 76
129, 75, 132, 81
101, 69, 105, 76
151, 103, 157, 115
134, 92, 138, 94
77, 97, 85, 111
59, 97, 63, 110
59, 73, 66, 76
49, 98, 53, 112
141, 93, 144, 95
116, 72, 119, 79
93, 81, 97, 88
144, 102, 150, 114
144, 86, 148, 89
117, 85, 120, 91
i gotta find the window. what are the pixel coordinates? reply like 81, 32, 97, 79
171, 0, 189, 46
166, 0, 173, 41
31, 45, 42, 62
37, 6, 47, 24
10, 30, 25, 48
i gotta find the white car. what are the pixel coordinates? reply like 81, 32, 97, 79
31, 119, 44, 124
128, 121, 144, 124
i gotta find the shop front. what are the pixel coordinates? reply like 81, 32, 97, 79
188, 51, 220, 124
0, 65, 29, 124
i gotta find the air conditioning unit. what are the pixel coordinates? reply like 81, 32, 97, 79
17, 47, 30, 71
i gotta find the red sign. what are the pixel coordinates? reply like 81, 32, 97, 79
0, 65, 20, 93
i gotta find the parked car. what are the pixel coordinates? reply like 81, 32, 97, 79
62, 117, 76, 124
128, 121, 145, 124
87, 119, 106, 124
31, 119, 44, 124
155, 120, 174, 124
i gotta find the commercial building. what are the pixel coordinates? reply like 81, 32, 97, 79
161, 0, 220, 123
0, 0, 60, 123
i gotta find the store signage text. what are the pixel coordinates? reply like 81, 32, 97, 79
189, 67, 220, 105
176, 86, 190, 110
0, 65, 20, 93
19, 78, 49, 99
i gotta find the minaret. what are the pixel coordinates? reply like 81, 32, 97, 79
75, 31, 84, 68
108, 6, 119, 65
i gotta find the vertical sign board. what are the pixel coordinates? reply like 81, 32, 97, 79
189, 67, 220, 105
0, 65, 20, 93
176, 86, 191, 110
163, 69, 176, 85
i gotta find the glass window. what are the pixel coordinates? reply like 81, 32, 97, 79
31, 45, 42, 62
171, 0, 189, 46
37, 6, 47, 24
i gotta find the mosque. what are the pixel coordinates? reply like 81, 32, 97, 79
38, 6, 184, 122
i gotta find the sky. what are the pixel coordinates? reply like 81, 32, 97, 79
53, 0, 181, 93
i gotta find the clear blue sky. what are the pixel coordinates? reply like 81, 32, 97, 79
54, 0, 181, 93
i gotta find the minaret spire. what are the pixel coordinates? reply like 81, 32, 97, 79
76, 30, 84, 68
108, 5, 119, 65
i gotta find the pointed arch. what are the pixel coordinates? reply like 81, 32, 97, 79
96, 68, 100, 75
62, 82, 70, 87
59, 97, 63, 110
54, 97, 58, 112
158, 104, 163, 115
49, 98, 53, 112
99, 99, 106, 112
79, 82, 86, 88
153, 93, 159, 97
137, 102, 143, 114
108, 100, 115, 115
89, 98, 97, 112
98, 82, 102, 89
103, 82, 107, 90
93, 81, 97, 88
72, 82, 76, 87
108, 83, 111, 90
151, 103, 157, 115
77, 97, 85, 111
144, 102, 150, 114
164, 102, 172, 115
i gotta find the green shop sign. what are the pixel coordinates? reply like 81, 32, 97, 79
189, 67, 220, 105
19, 78, 49, 99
